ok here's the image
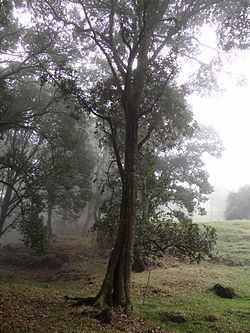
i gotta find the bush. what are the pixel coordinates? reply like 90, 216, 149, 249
96, 201, 217, 265
19, 213, 49, 255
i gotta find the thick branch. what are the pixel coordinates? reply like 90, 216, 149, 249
0, 180, 25, 237
108, 119, 125, 182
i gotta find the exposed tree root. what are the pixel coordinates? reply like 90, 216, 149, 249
64, 295, 113, 324
64, 293, 132, 314
64, 295, 96, 306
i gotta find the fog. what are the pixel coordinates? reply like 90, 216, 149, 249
190, 51, 250, 192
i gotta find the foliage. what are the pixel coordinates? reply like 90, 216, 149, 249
0, 86, 95, 251
39, 111, 96, 228
225, 185, 250, 220
0, 70, 96, 241
137, 217, 217, 263
91, 74, 221, 263
96, 123, 221, 263
0, 127, 45, 237
0, 2, 95, 243
19, 213, 48, 255
17, 181, 48, 255
97, 202, 217, 265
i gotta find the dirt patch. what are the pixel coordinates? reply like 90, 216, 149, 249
204, 314, 220, 322
161, 312, 187, 324
0, 253, 65, 269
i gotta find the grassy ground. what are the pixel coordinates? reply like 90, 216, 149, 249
209, 219, 250, 265
0, 220, 250, 332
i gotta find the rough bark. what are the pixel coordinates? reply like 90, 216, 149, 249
0, 184, 13, 238
93, 112, 138, 309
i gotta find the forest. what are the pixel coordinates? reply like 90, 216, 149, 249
0, 1, 249, 332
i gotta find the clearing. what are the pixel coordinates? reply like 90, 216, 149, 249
0, 220, 250, 332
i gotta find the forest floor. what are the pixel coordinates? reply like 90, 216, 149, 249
0, 220, 250, 333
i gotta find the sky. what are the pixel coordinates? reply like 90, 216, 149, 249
189, 51, 250, 192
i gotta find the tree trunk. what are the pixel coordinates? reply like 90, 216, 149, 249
91, 27, 149, 307
0, 185, 12, 238
93, 113, 138, 309
47, 200, 53, 237
82, 152, 106, 236
81, 194, 100, 236
132, 245, 146, 273
81, 200, 93, 236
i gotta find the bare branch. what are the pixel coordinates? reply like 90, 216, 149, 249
138, 68, 175, 118
149, 26, 180, 64
78, 0, 124, 91
0, 179, 25, 237
0, 28, 25, 44
44, 0, 81, 31
138, 123, 155, 151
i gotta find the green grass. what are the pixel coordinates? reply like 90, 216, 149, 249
1, 220, 250, 332
132, 219, 250, 333
133, 263, 250, 333
209, 219, 250, 265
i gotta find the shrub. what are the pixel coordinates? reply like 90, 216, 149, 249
19, 213, 49, 255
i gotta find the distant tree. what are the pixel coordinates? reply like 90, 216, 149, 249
0, 128, 45, 238
39, 107, 96, 236
0, 2, 97, 250
81, 148, 109, 236
0, 77, 95, 242
204, 187, 229, 221
18, 185, 48, 255
225, 185, 250, 220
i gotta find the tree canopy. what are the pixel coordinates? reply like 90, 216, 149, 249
225, 185, 250, 220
